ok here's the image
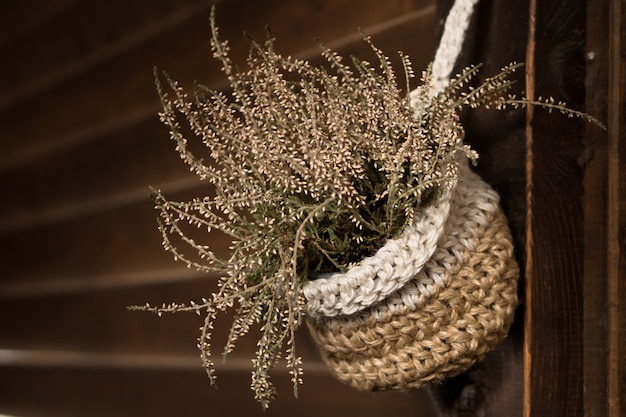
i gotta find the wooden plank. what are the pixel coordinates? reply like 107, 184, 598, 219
0, 279, 324, 360
583, 2, 610, 416
0, 280, 205, 354
0, 0, 435, 172
0, 365, 429, 417
0, 0, 79, 49
0, 186, 235, 287
524, 0, 587, 416
606, 1, 626, 414
0, 117, 195, 234
0, 0, 215, 111
584, 1, 626, 416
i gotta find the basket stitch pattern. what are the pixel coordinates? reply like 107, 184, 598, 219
303, 184, 454, 317
304, 165, 519, 391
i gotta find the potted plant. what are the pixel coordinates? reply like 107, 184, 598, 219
131, 5, 603, 409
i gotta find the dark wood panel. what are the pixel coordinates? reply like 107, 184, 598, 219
0, 365, 430, 417
606, 1, 626, 413
0, 0, 215, 110
584, 1, 626, 416
583, 2, 610, 416
0, 279, 205, 354
0, 186, 235, 286
0, 117, 195, 234
0, 279, 323, 360
524, 0, 587, 416
0, 0, 434, 172
0, 0, 78, 49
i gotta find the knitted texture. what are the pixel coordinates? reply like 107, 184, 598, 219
303, 164, 519, 391
410, 0, 478, 108
303, 0, 519, 391
430, 0, 479, 94
304, 184, 453, 317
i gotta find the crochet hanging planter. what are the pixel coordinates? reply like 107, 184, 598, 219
133, 0, 602, 409
302, 0, 520, 392
303, 162, 519, 391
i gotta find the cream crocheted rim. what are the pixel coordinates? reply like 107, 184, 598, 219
303, 163, 500, 319
302, 181, 453, 318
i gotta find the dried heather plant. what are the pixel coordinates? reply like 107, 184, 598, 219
130, 8, 604, 409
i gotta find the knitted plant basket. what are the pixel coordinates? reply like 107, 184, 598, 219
301, 0, 519, 391
302, 162, 519, 391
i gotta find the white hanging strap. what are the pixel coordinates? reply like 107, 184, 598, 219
431, 0, 479, 94
411, 0, 479, 101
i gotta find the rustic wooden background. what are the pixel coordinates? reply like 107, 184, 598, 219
0, 1, 439, 416
1, 1, 623, 416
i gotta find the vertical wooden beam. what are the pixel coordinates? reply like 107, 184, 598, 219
584, 0, 626, 416
523, 2, 536, 415
606, 3, 626, 416
583, 2, 609, 417
524, 0, 587, 416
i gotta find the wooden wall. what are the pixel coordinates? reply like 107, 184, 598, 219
0, 1, 439, 416
2, 1, 624, 417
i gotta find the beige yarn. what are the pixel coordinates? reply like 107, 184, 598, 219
303, 184, 453, 317
304, 165, 519, 391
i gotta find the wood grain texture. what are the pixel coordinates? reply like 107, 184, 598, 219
0, 1, 438, 416
0, 365, 430, 417
0, 0, 215, 111
606, 3, 626, 415
584, 1, 626, 416
524, 0, 587, 416
583, 2, 610, 416
0, 0, 79, 49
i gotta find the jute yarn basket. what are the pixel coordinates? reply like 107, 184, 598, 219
303, 163, 519, 391
302, 0, 519, 392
